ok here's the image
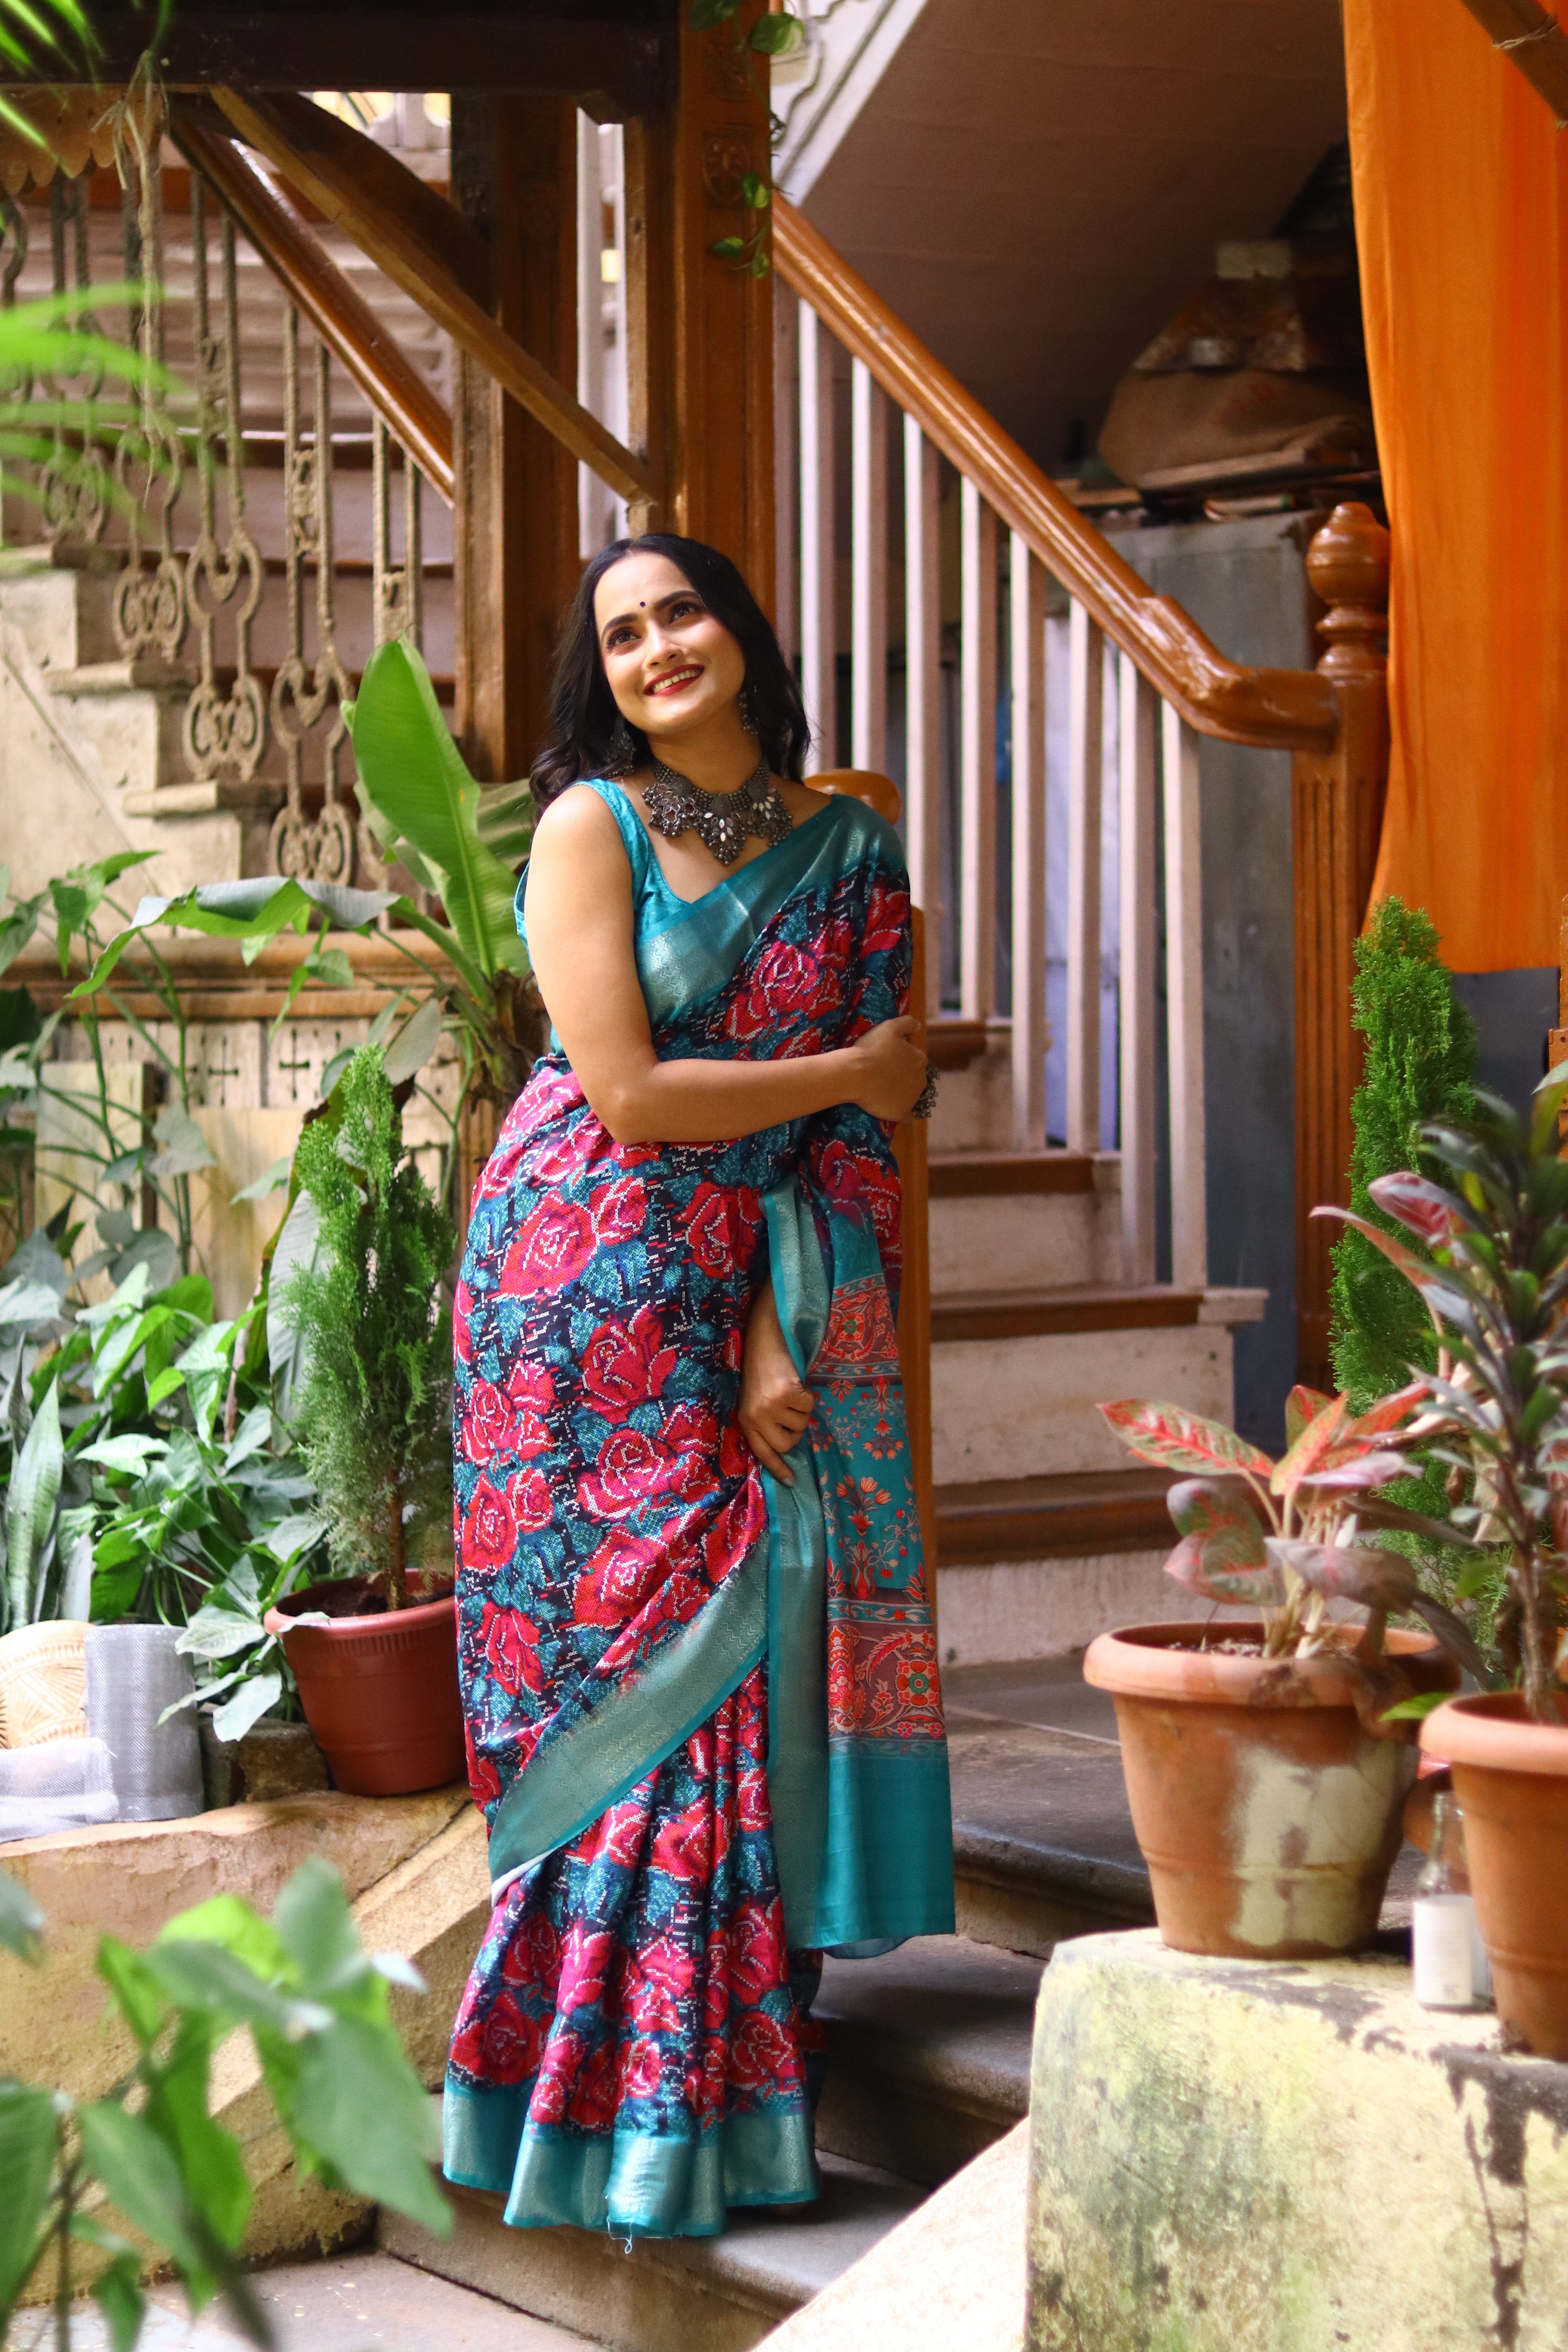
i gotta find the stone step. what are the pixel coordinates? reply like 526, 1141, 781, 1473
756, 2124, 1029, 2352
38, 2252, 590, 2351
930, 1286, 1263, 1486
928, 1156, 1119, 1296
936, 1468, 1175, 1564
379, 2145, 923, 2352
813, 1934, 1041, 2188
932, 1469, 1185, 1666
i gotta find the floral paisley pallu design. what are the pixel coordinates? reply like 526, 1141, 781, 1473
446, 780, 953, 2239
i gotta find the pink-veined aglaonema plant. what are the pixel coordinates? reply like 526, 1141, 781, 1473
1097, 1387, 1486, 1688
1313, 1063, 1568, 1724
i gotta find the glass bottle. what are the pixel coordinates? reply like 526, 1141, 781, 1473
1413, 1791, 1488, 2009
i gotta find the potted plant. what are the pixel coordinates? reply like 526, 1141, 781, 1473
263, 1045, 465, 1797
1087, 1388, 1476, 1959
1328, 1071, 1568, 2055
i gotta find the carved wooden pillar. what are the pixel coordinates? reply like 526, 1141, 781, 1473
1292, 500, 1392, 1390
625, 5, 775, 597
451, 94, 579, 784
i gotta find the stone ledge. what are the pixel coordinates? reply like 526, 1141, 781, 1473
13, 1788, 489, 2304
0, 1784, 471, 2094
1027, 1929, 1568, 2352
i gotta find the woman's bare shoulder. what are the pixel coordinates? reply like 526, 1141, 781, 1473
531, 782, 625, 855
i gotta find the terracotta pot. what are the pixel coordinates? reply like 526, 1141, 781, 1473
263, 1578, 465, 1797
1421, 1691, 1568, 2060
1083, 1622, 1459, 1960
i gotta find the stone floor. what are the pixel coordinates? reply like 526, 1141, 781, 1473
3, 2256, 593, 2351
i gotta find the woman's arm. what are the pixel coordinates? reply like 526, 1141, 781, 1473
524, 788, 927, 1145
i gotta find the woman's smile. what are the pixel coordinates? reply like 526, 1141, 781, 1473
645, 663, 704, 699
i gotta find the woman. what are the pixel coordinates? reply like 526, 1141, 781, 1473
446, 534, 954, 2240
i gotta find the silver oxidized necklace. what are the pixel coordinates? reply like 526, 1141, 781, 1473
641, 750, 794, 867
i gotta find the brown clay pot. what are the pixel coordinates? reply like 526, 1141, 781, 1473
1421, 1692, 1568, 2060
263, 1578, 466, 1797
1083, 1622, 1459, 1960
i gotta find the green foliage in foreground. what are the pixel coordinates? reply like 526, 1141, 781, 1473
285, 1047, 455, 1608
0, 1854, 448, 2350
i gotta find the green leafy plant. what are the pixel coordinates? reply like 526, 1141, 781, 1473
0, 851, 231, 1281
71, 638, 544, 1218
1099, 1388, 1485, 1699
0, 1853, 448, 2349
0, 1228, 330, 1739
1330, 897, 1478, 1406
1318, 1068, 1568, 1722
283, 1045, 454, 1612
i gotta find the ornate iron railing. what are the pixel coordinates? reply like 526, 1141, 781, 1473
0, 114, 450, 888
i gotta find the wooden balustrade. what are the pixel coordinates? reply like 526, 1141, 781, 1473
774, 185, 1391, 1381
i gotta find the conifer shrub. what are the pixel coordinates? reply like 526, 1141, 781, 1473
285, 1046, 455, 1609
1330, 897, 1478, 1404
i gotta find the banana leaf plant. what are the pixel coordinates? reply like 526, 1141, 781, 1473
70, 641, 542, 1201
1314, 1064, 1568, 1723
1098, 1385, 1488, 1703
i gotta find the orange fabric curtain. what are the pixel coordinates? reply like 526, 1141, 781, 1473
1345, 0, 1568, 972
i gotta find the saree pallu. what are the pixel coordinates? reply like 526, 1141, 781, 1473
445, 779, 953, 2238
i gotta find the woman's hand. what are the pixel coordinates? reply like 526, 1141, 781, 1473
739, 1279, 815, 1483
849, 1015, 929, 1122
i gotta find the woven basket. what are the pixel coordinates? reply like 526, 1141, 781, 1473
0, 1621, 89, 1748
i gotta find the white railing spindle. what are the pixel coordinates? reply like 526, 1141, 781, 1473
798, 301, 836, 777
1009, 531, 1046, 1149
850, 358, 887, 774
1118, 655, 1158, 1286
1163, 702, 1207, 1289
903, 414, 942, 1010
1065, 598, 1104, 1157
959, 477, 998, 1020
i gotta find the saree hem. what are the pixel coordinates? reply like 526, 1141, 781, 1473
443, 2078, 820, 2239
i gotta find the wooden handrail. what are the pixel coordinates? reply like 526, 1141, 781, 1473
213, 87, 655, 509
773, 196, 1340, 754
171, 120, 456, 505
1455, 0, 1568, 119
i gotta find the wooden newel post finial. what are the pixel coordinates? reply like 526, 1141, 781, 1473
1306, 501, 1391, 681
1292, 500, 1394, 1392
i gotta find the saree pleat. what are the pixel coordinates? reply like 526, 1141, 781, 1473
447, 780, 953, 2238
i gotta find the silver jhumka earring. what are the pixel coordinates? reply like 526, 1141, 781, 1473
604, 716, 637, 777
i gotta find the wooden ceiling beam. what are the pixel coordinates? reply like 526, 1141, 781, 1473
214, 86, 654, 505
5, 10, 672, 116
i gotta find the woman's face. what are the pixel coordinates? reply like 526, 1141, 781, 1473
593, 550, 746, 743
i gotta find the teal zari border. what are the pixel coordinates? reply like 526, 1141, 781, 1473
443, 2080, 820, 2238
486, 1537, 769, 1891
814, 1736, 956, 1946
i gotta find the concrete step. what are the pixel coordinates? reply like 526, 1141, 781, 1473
936, 1468, 1175, 1564
379, 2146, 922, 2352
756, 2125, 1028, 2352
928, 1151, 1120, 1295
930, 1285, 1264, 1485
933, 1468, 1188, 1666
813, 1935, 1041, 2188
25, 2253, 592, 2351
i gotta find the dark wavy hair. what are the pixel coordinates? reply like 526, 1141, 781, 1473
530, 534, 810, 807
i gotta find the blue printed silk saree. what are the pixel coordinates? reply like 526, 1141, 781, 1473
446, 777, 953, 2238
